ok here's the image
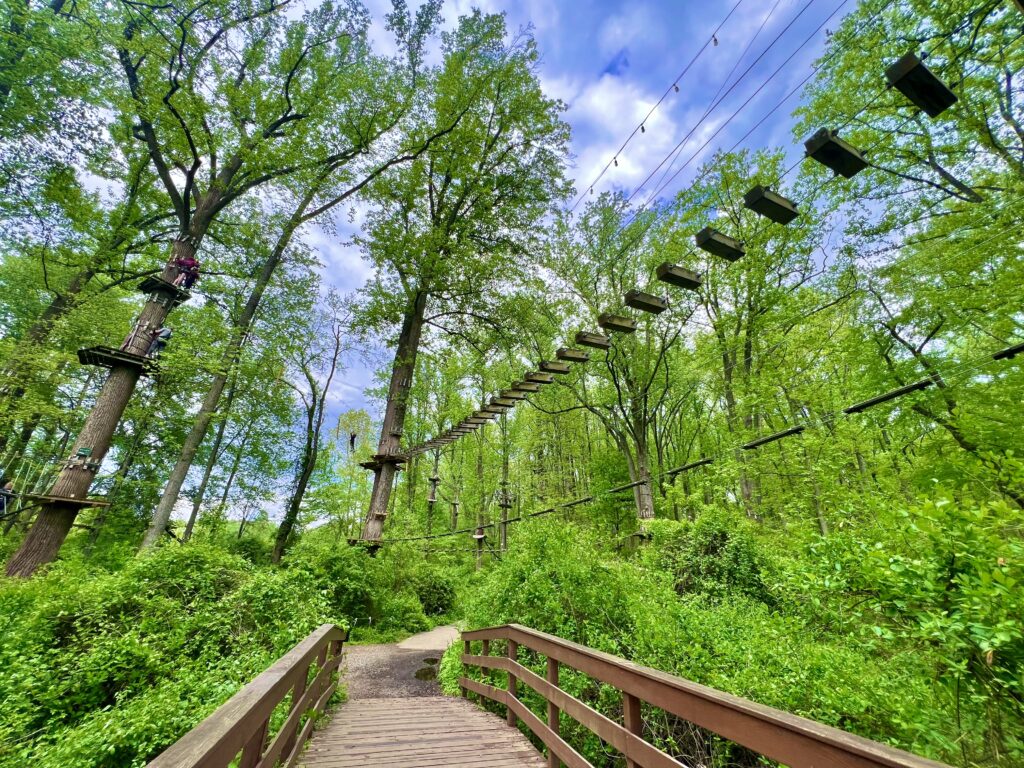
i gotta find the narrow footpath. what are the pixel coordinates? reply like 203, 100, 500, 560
300, 625, 546, 768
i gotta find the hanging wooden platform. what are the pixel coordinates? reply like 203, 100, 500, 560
538, 360, 571, 374
77, 346, 157, 375
597, 313, 637, 334
744, 185, 799, 224
555, 347, 590, 363
885, 52, 957, 118
804, 128, 868, 178
524, 371, 555, 384
656, 262, 702, 290
575, 330, 612, 350
695, 227, 745, 261
624, 290, 669, 314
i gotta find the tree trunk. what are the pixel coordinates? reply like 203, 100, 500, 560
360, 290, 428, 541
143, 218, 300, 549
5, 238, 195, 577
182, 379, 237, 542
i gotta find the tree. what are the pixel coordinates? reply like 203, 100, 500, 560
272, 300, 346, 562
356, 11, 570, 541
5, 0, 391, 575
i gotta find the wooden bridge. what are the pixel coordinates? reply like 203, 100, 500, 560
147, 623, 951, 768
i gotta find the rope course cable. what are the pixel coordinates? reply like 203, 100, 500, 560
379, 340, 1021, 546
567, 0, 749, 212
389, 4, 1020, 542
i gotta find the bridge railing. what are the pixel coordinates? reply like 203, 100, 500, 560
148, 623, 346, 768
461, 623, 950, 768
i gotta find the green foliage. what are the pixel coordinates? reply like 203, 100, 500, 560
0, 544, 339, 767
452, 514, 1018, 766
642, 513, 773, 604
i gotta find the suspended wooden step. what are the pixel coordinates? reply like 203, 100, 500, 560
525, 371, 556, 384
21, 493, 111, 509
77, 346, 157, 376
460, 423, 481, 430
656, 262, 701, 291
885, 52, 957, 118
575, 331, 612, 349
512, 380, 542, 392
666, 457, 713, 476
598, 313, 637, 334
804, 129, 868, 178
500, 389, 528, 400
539, 360, 572, 374
490, 397, 517, 407
843, 379, 934, 414
741, 425, 805, 450
993, 341, 1024, 360
555, 347, 590, 362
695, 227, 745, 261
624, 290, 668, 314
743, 186, 798, 224
138, 276, 191, 308
359, 455, 408, 471
482, 404, 507, 414
466, 416, 489, 424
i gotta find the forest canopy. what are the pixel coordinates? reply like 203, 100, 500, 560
0, 0, 1022, 766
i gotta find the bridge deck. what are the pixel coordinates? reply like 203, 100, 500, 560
300, 696, 545, 768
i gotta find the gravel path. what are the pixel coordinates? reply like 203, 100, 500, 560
342, 625, 459, 699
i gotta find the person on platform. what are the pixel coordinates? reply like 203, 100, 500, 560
0, 480, 15, 518
146, 326, 172, 357
172, 254, 200, 289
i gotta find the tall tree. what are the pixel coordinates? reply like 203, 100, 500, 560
356, 11, 570, 541
5, 0, 389, 576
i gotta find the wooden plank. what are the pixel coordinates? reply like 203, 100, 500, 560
300, 697, 545, 768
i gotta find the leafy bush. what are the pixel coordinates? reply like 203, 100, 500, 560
448, 517, 979, 767
0, 544, 340, 768
412, 569, 456, 616
375, 591, 429, 632
642, 512, 773, 604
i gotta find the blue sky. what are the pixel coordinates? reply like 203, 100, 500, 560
318, 0, 856, 416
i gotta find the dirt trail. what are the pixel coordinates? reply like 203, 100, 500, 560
341, 624, 459, 699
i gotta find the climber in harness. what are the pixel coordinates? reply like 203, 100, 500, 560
172, 254, 200, 289
0, 479, 15, 519
147, 326, 172, 357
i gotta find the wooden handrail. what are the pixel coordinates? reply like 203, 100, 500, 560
461, 624, 951, 768
148, 623, 346, 768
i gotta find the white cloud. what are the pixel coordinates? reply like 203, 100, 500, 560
597, 3, 663, 57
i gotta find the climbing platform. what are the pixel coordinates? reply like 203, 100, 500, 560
77, 346, 157, 376
138, 276, 192, 307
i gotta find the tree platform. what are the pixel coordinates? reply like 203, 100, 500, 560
77, 346, 157, 375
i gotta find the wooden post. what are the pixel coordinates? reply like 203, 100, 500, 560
546, 657, 560, 768
461, 640, 470, 698
280, 659, 310, 758
623, 692, 642, 768
506, 640, 519, 727
238, 718, 268, 768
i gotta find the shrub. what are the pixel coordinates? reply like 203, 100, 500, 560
0, 543, 339, 768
